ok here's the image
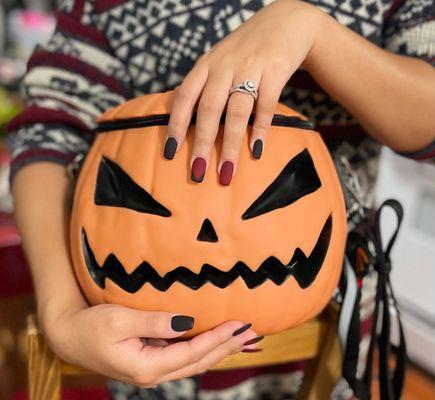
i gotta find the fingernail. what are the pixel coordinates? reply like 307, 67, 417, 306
171, 315, 195, 332
243, 336, 264, 346
252, 139, 263, 159
163, 137, 177, 160
219, 161, 234, 186
242, 348, 263, 353
191, 157, 206, 183
232, 323, 252, 337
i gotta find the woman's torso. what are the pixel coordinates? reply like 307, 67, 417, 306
33, 1, 410, 398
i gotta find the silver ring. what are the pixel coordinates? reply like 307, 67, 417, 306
229, 79, 258, 101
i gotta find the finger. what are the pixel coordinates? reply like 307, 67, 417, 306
164, 63, 209, 160
250, 73, 282, 160
114, 321, 257, 387
219, 75, 260, 186
105, 306, 195, 340
190, 72, 233, 183
160, 340, 241, 382
149, 321, 257, 376
159, 330, 261, 383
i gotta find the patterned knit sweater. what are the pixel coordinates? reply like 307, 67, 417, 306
6, 0, 435, 399
6, 0, 435, 180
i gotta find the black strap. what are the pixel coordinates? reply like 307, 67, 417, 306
341, 281, 360, 375
342, 199, 407, 399
373, 200, 407, 400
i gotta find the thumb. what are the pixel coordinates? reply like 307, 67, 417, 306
107, 307, 195, 339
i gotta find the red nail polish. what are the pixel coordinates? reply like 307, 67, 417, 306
219, 161, 234, 186
243, 336, 264, 346
242, 348, 263, 353
191, 157, 206, 183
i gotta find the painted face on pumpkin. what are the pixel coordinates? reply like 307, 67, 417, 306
70, 91, 346, 336
82, 149, 332, 293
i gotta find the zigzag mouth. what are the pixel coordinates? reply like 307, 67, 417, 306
82, 215, 332, 292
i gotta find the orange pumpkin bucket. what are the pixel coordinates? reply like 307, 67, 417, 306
70, 90, 347, 336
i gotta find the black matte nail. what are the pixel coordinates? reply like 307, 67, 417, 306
171, 315, 195, 332
243, 336, 264, 346
252, 139, 263, 159
232, 323, 252, 337
242, 348, 263, 353
163, 137, 177, 160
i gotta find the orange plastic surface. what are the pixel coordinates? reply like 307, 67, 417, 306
70, 90, 347, 336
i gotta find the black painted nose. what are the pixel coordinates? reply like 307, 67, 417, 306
197, 219, 218, 243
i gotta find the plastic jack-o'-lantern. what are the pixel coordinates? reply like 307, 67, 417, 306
70, 90, 347, 336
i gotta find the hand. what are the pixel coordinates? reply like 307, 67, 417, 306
164, 0, 324, 185
42, 304, 260, 387
12, 159, 262, 387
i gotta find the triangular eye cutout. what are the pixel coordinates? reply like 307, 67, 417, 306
197, 219, 219, 243
242, 149, 321, 220
95, 157, 171, 217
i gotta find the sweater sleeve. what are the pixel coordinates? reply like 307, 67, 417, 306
382, 0, 435, 162
5, 0, 133, 181
383, 0, 435, 66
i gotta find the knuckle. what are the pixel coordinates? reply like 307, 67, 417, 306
146, 313, 163, 336
174, 85, 191, 102
104, 312, 123, 334
253, 121, 270, 135
239, 55, 257, 69
215, 326, 233, 345
198, 99, 221, 115
223, 132, 244, 152
194, 136, 212, 152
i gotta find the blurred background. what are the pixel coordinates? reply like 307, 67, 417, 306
0, 0, 434, 399
0, 1, 107, 399
0, 0, 53, 397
